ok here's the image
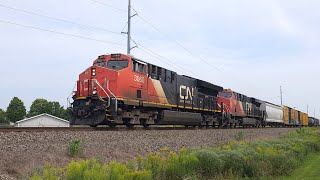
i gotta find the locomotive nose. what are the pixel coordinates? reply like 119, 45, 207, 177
70, 97, 108, 126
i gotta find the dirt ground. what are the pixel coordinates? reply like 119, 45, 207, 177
0, 128, 294, 179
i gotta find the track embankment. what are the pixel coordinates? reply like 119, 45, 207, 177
0, 128, 294, 179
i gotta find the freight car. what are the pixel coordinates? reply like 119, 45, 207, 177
261, 102, 284, 127
283, 105, 309, 127
308, 117, 319, 127
283, 106, 298, 126
301, 112, 309, 126
70, 53, 226, 127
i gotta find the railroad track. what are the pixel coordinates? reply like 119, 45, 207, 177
0, 126, 296, 132
0, 126, 192, 132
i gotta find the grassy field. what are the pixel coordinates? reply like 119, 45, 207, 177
277, 153, 320, 180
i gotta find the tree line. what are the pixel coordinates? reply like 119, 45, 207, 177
0, 97, 69, 124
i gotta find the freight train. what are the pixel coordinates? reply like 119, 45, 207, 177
70, 53, 319, 128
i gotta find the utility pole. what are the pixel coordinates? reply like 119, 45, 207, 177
127, 0, 131, 54
122, 0, 137, 55
280, 86, 283, 105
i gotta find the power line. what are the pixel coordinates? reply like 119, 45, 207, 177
136, 42, 206, 80
90, 0, 126, 13
88, 1, 231, 79
137, 47, 181, 73
123, 8, 207, 79
0, 19, 126, 46
137, 46, 201, 79
120, 22, 128, 33
88, 0, 188, 73
0, 4, 121, 35
134, 9, 232, 79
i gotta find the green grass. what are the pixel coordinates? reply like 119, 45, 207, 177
277, 153, 320, 180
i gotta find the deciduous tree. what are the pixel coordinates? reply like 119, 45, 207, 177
27, 98, 50, 117
48, 101, 69, 120
27, 99, 69, 120
0, 108, 7, 124
6, 97, 26, 123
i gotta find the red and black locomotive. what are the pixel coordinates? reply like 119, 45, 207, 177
70, 53, 266, 127
218, 89, 266, 127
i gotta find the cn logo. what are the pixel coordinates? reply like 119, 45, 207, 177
180, 85, 195, 100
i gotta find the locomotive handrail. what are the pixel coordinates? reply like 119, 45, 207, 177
217, 103, 230, 113
91, 79, 111, 107
224, 104, 230, 112
67, 82, 77, 108
92, 79, 117, 111
107, 80, 118, 112
106, 81, 116, 99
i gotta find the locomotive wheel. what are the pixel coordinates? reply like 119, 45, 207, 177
206, 122, 210, 128
142, 123, 149, 128
108, 122, 117, 128
125, 122, 134, 128
140, 119, 149, 128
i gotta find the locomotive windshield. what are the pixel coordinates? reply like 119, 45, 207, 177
107, 60, 128, 70
93, 61, 106, 67
219, 92, 232, 99
93, 59, 129, 70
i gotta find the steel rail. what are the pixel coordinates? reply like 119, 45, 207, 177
0, 126, 298, 132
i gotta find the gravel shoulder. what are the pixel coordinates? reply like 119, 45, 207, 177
0, 128, 294, 179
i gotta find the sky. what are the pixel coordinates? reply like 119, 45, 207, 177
0, 0, 319, 117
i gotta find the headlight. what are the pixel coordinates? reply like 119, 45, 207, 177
93, 90, 97, 95
72, 91, 76, 96
92, 68, 96, 76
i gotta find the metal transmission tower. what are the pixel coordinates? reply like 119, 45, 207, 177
122, 0, 137, 55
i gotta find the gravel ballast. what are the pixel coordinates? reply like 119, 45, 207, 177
0, 128, 294, 179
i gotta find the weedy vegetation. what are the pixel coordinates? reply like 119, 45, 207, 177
31, 128, 320, 180
233, 131, 245, 141
68, 139, 81, 158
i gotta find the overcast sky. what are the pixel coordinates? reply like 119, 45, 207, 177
0, 0, 319, 117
